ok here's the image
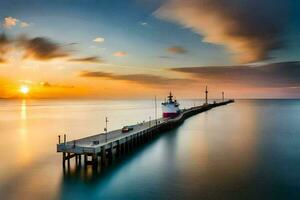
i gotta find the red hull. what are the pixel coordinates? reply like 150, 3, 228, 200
163, 112, 179, 118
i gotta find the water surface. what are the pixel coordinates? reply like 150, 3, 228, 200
1, 99, 300, 199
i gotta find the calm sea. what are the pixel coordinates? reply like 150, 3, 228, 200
0, 99, 300, 200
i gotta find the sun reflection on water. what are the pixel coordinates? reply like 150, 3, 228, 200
18, 99, 32, 166
21, 99, 27, 120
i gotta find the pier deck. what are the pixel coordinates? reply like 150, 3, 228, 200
57, 117, 165, 154
57, 100, 234, 166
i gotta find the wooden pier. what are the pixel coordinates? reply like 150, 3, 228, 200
57, 99, 234, 168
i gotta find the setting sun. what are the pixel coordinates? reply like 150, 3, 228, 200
20, 85, 30, 95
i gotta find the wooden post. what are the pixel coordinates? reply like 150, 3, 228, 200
64, 134, 66, 144
67, 153, 70, 166
133, 135, 136, 147
84, 154, 87, 165
130, 136, 133, 149
62, 152, 66, 168
78, 154, 81, 166
125, 139, 129, 153
108, 147, 113, 164
92, 154, 98, 167
137, 133, 141, 145
58, 135, 61, 144
122, 143, 125, 154
116, 141, 120, 158
101, 146, 107, 167
126, 138, 130, 152
75, 154, 78, 166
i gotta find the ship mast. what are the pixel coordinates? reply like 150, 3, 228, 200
168, 91, 173, 102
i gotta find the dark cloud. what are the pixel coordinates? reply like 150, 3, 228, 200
0, 33, 10, 47
167, 46, 187, 54
69, 56, 104, 63
39, 81, 74, 88
39, 81, 51, 87
18, 36, 70, 60
80, 71, 189, 86
156, 0, 291, 63
171, 61, 300, 88
0, 33, 11, 63
0, 33, 101, 63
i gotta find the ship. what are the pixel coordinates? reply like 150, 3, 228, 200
162, 92, 180, 118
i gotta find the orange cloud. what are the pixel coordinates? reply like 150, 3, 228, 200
113, 51, 127, 57
167, 46, 187, 54
156, 0, 290, 63
2, 17, 18, 28
2, 16, 30, 29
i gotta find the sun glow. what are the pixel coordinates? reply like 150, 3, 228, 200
20, 85, 30, 95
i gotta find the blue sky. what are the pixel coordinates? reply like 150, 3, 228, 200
1, 0, 299, 67
0, 0, 234, 68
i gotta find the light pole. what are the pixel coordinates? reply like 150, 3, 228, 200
155, 95, 157, 126
104, 117, 109, 142
205, 86, 208, 105
222, 91, 224, 102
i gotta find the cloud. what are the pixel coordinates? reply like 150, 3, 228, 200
39, 81, 51, 87
0, 58, 6, 63
113, 51, 128, 57
171, 61, 300, 88
93, 37, 104, 43
69, 56, 104, 63
0, 33, 11, 63
20, 21, 30, 28
0, 33, 103, 63
39, 81, 74, 88
167, 46, 187, 54
141, 22, 148, 26
17, 36, 70, 60
80, 71, 189, 86
2, 16, 30, 28
156, 0, 290, 63
2, 17, 18, 28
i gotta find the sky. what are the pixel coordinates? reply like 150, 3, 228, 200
0, 0, 299, 99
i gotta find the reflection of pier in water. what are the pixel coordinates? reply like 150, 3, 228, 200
57, 99, 234, 172
61, 136, 162, 183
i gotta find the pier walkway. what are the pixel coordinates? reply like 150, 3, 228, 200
57, 100, 234, 167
